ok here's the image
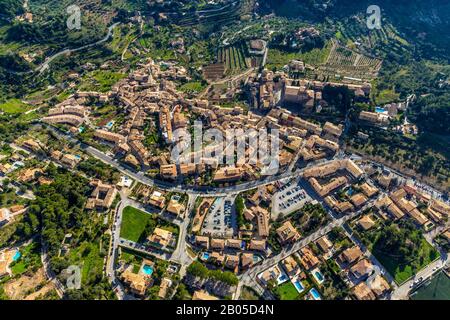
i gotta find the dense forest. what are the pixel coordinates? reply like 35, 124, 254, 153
0, 0, 24, 19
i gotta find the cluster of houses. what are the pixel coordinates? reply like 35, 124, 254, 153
359, 102, 408, 127
248, 68, 371, 112
163, 97, 347, 183
42, 97, 91, 128
194, 235, 266, 273
191, 185, 279, 266
336, 245, 391, 300
359, 111, 390, 127
191, 185, 301, 274
41, 57, 356, 186
89, 63, 180, 169
41, 60, 187, 173
50, 150, 81, 169
258, 231, 391, 300
374, 185, 449, 231
303, 159, 365, 200
21, 136, 82, 172
119, 258, 174, 299
131, 184, 187, 217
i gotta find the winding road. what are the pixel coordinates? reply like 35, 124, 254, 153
6, 22, 120, 75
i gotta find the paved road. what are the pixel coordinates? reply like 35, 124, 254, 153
119, 238, 174, 261
37, 22, 120, 74
391, 252, 449, 300
106, 191, 128, 299
148, 1, 240, 20
236, 187, 384, 299
42, 123, 342, 197
6, 23, 119, 75
343, 223, 397, 287
171, 194, 196, 268
41, 124, 450, 301
237, 204, 370, 296
40, 241, 65, 298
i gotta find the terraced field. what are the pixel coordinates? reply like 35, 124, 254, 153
203, 63, 226, 81
168, 0, 255, 28
333, 18, 410, 63
217, 43, 250, 75
317, 40, 382, 81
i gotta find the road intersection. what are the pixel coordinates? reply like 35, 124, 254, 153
41, 123, 449, 300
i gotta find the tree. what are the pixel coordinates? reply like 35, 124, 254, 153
235, 195, 245, 228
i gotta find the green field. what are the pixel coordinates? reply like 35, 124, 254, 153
67, 241, 104, 285
78, 70, 126, 93
266, 42, 332, 71
178, 81, 207, 93
411, 271, 450, 300
0, 99, 30, 114
275, 282, 299, 300
371, 87, 401, 105
373, 239, 440, 285
120, 206, 152, 242
218, 43, 249, 74
92, 70, 126, 92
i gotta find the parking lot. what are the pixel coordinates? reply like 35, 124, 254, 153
201, 197, 236, 238
272, 179, 311, 218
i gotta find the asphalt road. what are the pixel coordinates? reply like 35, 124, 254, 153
41, 123, 449, 301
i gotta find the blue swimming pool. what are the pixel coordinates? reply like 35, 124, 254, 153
142, 265, 154, 276
315, 271, 324, 282
12, 250, 21, 261
293, 280, 304, 293
346, 187, 355, 196
311, 268, 325, 284
202, 252, 210, 260
278, 274, 288, 284
375, 107, 385, 113
253, 255, 262, 263
310, 288, 321, 300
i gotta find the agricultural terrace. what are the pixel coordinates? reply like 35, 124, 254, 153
317, 40, 382, 81
218, 43, 249, 75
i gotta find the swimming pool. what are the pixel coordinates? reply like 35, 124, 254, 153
293, 280, 305, 293
346, 187, 355, 196
375, 107, 385, 113
315, 271, 324, 281
310, 288, 321, 300
142, 264, 154, 276
311, 268, 325, 284
277, 274, 289, 284
12, 250, 21, 262
202, 252, 210, 260
253, 255, 263, 263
